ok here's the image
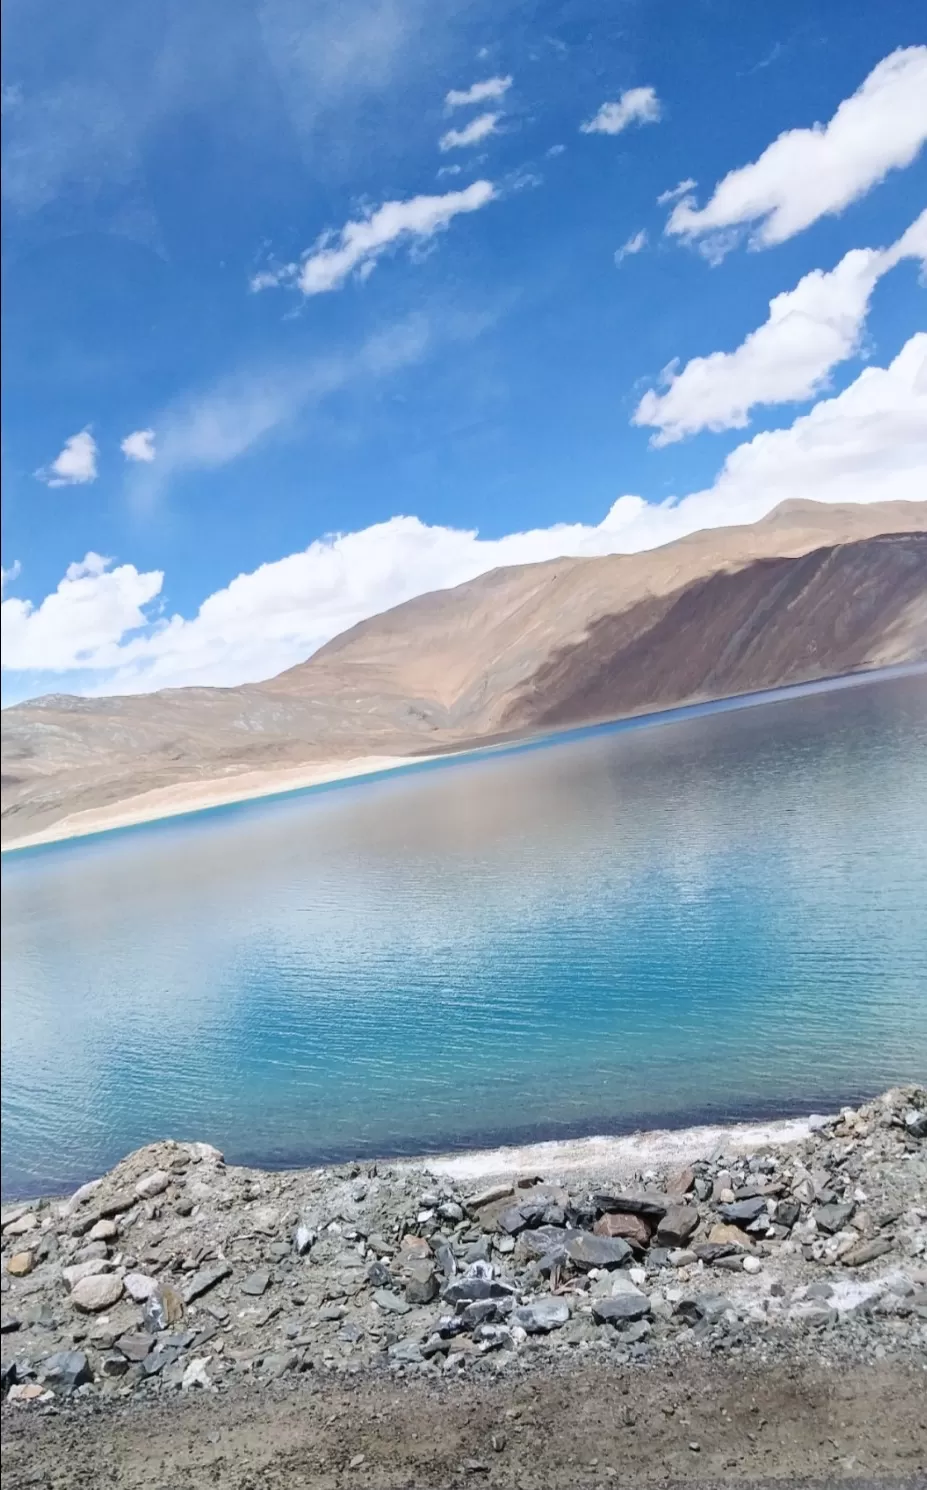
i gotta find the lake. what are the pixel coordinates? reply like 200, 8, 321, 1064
2, 669, 926, 1199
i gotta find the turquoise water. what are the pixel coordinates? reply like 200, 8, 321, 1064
2, 670, 927, 1198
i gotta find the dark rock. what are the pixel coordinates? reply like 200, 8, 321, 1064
241, 1270, 271, 1297
774, 1199, 801, 1229
591, 1293, 651, 1325
655, 1205, 699, 1248
675, 1294, 731, 1324
141, 1346, 182, 1377
182, 1264, 231, 1304
100, 1354, 130, 1378
518, 1225, 578, 1261
366, 1261, 394, 1289
442, 1276, 514, 1307
692, 1243, 741, 1264
813, 1201, 856, 1234
511, 1298, 570, 1333
905, 1109, 927, 1138
565, 1233, 633, 1270
717, 1197, 767, 1226
39, 1350, 93, 1393
496, 1201, 550, 1235
1, 1360, 18, 1394
433, 1239, 458, 1278
592, 1192, 670, 1220
1, 1316, 21, 1335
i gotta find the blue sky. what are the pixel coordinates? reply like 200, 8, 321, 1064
1, 1, 925, 702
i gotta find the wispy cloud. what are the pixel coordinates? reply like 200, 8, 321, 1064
581, 87, 661, 136
439, 112, 500, 152
666, 46, 927, 255
121, 428, 156, 463
615, 229, 647, 264
35, 428, 98, 487
252, 180, 496, 297
657, 177, 696, 206
445, 75, 512, 110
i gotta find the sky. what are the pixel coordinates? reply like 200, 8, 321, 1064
1, 0, 926, 705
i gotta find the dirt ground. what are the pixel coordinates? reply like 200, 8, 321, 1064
3, 1356, 925, 1490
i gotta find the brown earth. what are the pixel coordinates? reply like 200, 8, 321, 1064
3, 498, 926, 845
3, 1356, 925, 1489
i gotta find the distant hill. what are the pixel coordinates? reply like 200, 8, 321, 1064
3, 498, 926, 846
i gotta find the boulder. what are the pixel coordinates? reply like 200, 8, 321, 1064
813, 1201, 856, 1234
6, 1253, 34, 1278
39, 1350, 93, 1393
717, 1197, 767, 1226
135, 1170, 171, 1199
592, 1192, 670, 1220
591, 1292, 651, 1325
71, 1274, 124, 1313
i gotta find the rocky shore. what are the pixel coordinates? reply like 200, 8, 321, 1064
2, 1088, 926, 1486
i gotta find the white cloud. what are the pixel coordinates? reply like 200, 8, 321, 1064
635, 209, 927, 444
615, 229, 647, 265
35, 428, 98, 487
581, 87, 661, 137
445, 76, 511, 110
121, 428, 156, 462
2, 553, 163, 673
252, 180, 495, 296
5, 336, 925, 699
667, 47, 927, 254
439, 112, 500, 152
1, 560, 22, 593
657, 177, 696, 206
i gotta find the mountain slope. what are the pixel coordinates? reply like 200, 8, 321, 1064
3, 499, 926, 845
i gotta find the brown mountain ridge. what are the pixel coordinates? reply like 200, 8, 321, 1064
2, 498, 926, 846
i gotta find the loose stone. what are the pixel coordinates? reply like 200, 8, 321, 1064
71, 1274, 124, 1313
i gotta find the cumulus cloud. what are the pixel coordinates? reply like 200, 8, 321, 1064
251, 180, 495, 296
445, 76, 511, 110
439, 112, 500, 151
5, 336, 925, 699
581, 87, 661, 137
667, 47, 927, 254
121, 428, 156, 462
635, 209, 927, 444
1, 560, 22, 593
2, 552, 163, 674
615, 229, 647, 265
35, 428, 98, 487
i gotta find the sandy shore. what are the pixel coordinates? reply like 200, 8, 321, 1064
0, 750, 464, 854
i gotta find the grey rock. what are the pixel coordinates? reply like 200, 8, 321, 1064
591, 1293, 651, 1325
372, 1289, 412, 1315
182, 1263, 231, 1303
100, 1354, 130, 1378
1, 1316, 22, 1334
565, 1233, 632, 1270
717, 1197, 767, 1226
39, 1350, 93, 1393
261, 1350, 298, 1378
404, 1262, 438, 1305
116, 1333, 155, 1362
135, 1170, 171, 1199
143, 1283, 185, 1331
512, 1298, 570, 1333
442, 1277, 514, 1307
592, 1191, 670, 1220
123, 1272, 157, 1303
241, 1270, 271, 1297
675, 1293, 731, 1324
813, 1201, 856, 1234
904, 1109, 927, 1138
365, 1261, 393, 1289
62, 1258, 112, 1288
388, 1339, 424, 1364
655, 1205, 699, 1248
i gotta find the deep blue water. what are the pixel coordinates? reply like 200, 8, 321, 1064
2, 669, 926, 1199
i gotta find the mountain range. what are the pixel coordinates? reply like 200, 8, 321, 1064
3, 497, 925, 847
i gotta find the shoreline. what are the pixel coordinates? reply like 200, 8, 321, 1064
4, 662, 924, 857
2, 1084, 924, 1479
